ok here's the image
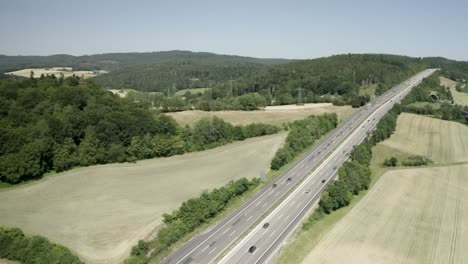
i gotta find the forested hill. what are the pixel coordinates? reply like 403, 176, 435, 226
234, 54, 428, 106
0, 75, 281, 184
0, 50, 289, 73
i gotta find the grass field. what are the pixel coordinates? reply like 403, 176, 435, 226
276, 113, 468, 264
0, 133, 286, 264
440, 76, 468, 106
167, 103, 355, 126
302, 164, 467, 264
380, 113, 468, 163
5, 67, 107, 79
174, 87, 211, 96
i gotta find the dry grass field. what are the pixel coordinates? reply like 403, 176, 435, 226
380, 113, 468, 163
276, 113, 468, 264
167, 103, 355, 126
0, 133, 286, 264
440, 76, 468, 106
302, 164, 467, 264
5, 67, 107, 79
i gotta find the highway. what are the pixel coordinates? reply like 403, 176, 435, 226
162, 69, 437, 264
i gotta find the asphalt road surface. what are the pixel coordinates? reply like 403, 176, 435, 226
162, 69, 438, 264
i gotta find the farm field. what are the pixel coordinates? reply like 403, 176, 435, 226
380, 113, 468, 163
167, 103, 355, 126
0, 133, 286, 264
5, 67, 107, 79
301, 164, 467, 264
440, 76, 468, 106
278, 113, 468, 264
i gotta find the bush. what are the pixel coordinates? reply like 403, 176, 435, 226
0, 226, 82, 264
383, 156, 398, 167
401, 155, 432, 166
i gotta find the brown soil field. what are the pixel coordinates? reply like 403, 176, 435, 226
167, 103, 355, 126
0, 133, 286, 264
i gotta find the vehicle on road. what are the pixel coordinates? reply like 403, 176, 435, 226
286, 177, 292, 183
263, 223, 270, 228
305, 189, 310, 194
322, 179, 326, 183
272, 183, 277, 188
248, 246, 257, 253
333, 165, 337, 170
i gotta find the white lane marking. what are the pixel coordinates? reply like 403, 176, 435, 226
290, 200, 296, 206
278, 212, 284, 219
269, 230, 277, 238
247, 216, 253, 222
262, 202, 268, 208
201, 245, 210, 253
275, 192, 280, 197
208, 247, 217, 255
228, 230, 236, 237
255, 201, 262, 207
221, 227, 231, 235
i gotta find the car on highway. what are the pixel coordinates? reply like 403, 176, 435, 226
322, 179, 326, 183
272, 183, 277, 188
286, 177, 292, 183
248, 246, 256, 253
333, 165, 337, 170
305, 189, 310, 194
263, 223, 269, 228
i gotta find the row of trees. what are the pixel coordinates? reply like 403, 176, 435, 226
270, 114, 338, 170
383, 155, 432, 167
0, 77, 280, 184
0, 226, 82, 264
303, 105, 402, 229
126, 178, 260, 264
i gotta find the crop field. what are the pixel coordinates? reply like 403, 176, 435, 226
440, 76, 468, 106
302, 164, 467, 264
295, 113, 468, 264
167, 103, 355, 126
5, 67, 107, 79
0, 133, 286, 264
380, 113, 468, 163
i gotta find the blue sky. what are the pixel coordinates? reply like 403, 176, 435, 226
1, 0, 467, 60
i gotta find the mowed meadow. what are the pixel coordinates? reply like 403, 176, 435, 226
300, 113, 468, 264
167, 103, 355, 126
0, 133, 286, 264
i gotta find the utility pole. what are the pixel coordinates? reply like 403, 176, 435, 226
297, 87, 303, 105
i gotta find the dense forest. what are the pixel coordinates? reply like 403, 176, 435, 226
0, 226, 82, 264
0, 76, 280, 184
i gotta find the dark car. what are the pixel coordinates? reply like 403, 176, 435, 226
272, 183, 277, 188
286, 177, 292, 183
248, 246, 257, 253
263, 223, 270, 228
322, 179, 326, 183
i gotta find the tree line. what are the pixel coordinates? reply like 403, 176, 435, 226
401, 73, 468, 124
270, 114, 338, 170
303, 105, 401, 229
0, 226, 82, 264
0, 76, 280, 184
125, 177, 260, 264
